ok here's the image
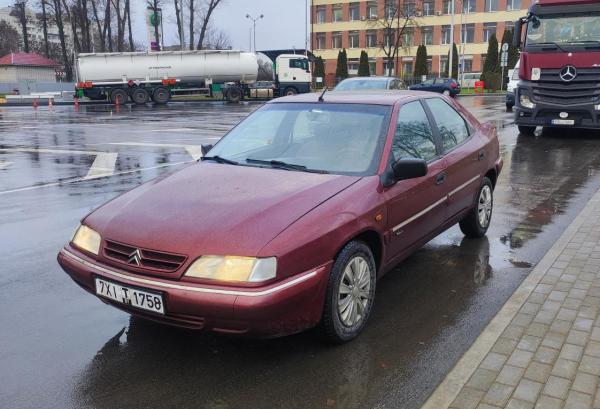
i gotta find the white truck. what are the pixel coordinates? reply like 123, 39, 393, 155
74, 50, 312, 104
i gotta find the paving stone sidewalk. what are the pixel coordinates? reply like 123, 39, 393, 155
429, 189, 600, 409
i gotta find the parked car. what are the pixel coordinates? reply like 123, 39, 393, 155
506, 59, 521, 110
58, 91, 502, 343
460, 72, 482, 89
409, 77, 461, 96
334, 76, 407, 91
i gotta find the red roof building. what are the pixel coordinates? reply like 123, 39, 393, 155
0, 52, 61, 82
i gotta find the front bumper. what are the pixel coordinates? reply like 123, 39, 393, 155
58, 247, 331, 338
514, 86, 600, 130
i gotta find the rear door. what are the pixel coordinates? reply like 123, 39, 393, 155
424, 97, 484, 221
384, 100, 447, 262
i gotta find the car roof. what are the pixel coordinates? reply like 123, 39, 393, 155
338, 76, 397, 82
270, 90, 438, 106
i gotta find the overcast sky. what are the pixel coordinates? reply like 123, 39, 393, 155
0, 0, 311, 52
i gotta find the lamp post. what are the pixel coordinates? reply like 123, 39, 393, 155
449, 0, 455, 78
246, 13, 264, 52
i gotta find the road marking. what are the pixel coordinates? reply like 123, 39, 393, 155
0, 147, 102, 155
420, 187, 600, 409
148, 128, 196, 132
85, 152, 118, 179
0, 161, 13, 169
108, 142, 206, 160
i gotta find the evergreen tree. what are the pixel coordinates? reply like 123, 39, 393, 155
358, 50, 370, 77
481, 34, 501, 89
414, 45, 429, 79
335, 49, 349, 80
447, 43, 459, 79
502, 29, 519, 69
314, 56, 325, 80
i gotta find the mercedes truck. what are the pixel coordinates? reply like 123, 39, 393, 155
512, 0, 600, 134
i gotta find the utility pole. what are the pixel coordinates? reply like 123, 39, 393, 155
180, 0, 184, 51
246, 13, 264, 53
448, 0, 455, 78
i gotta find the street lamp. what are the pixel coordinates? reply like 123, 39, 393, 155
246, 13, 264, 52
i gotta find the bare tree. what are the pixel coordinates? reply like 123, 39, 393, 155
203, 25, 230, 49
0, 21, 21, 56
146, 0, 162, 50
49, 0, 72, 80
11, 1, 30, 53
173, 0, 183, 47
196, 0, 223, 50
188, 0, 195, 50
125, 0, 133, 51
40, 0, 49, 56
370, 0, 419, 76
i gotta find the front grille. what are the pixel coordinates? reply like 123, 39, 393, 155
532, 68, 600, 106
103, 239, 187, 273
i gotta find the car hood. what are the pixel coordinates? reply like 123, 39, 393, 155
85, 163, 361, 258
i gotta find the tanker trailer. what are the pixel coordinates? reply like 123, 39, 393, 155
74, 50, 311, 105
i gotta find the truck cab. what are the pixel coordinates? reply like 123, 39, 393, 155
513, 0, 600, 133
274, 54, 312, 96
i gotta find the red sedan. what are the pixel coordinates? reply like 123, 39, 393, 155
58, 91, 502, 343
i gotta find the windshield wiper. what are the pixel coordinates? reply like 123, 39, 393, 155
246, 158, 328, 174
532, 42, 568, 52
201, 155, 239, 165
566, 40, 600, 48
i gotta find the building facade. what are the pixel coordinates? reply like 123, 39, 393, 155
311, 0, 528, 85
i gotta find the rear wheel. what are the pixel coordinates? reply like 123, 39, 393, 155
518, 125, 536, 135
109, 88, 128, 105
459, 177, 493, 238
152, 87, 171, 104
284, 87, 298, 96
443, 89, 451, 96
321, 241, 376, 344
226, 86, 242, 103
131, 87, 150, 104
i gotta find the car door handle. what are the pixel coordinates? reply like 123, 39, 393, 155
436, 173, 447, 185
478, 150, 486, 161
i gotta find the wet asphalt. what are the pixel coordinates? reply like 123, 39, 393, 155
2, 98, 600, 409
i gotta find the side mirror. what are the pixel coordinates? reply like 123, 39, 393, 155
392, 158, 428, 181
513, 19, 523, 48
201, 144, 213, 156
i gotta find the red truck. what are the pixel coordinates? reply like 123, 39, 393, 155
513, 0, 600, 134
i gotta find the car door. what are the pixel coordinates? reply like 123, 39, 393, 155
384, 100, 447, 263
424, 97, 484, 221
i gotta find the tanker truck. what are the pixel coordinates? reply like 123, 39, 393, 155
512, 0, 600, 134
74, 50, 312, 104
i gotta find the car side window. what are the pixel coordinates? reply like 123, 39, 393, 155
392, 101, 438, 162
425, 98, 470, 151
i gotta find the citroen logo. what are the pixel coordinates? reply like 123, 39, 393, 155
127, 249, 142, 266
560, 65, 577, 82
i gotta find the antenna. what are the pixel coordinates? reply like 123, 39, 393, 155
318, 87, 327, 102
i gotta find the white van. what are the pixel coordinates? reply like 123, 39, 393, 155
460, 72, 482, 88
506, 58, 521, 109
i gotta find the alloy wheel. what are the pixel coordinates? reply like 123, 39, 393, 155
478, 185, 493, 228
338, 256, 371, 327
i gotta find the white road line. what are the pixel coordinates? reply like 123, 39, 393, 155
108, 142, 205, 160
0, 161, 13, 169
85, 152, 118, 179
148, 128, 196, 132
0, 147, 103, 156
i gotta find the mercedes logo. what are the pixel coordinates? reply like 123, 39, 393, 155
127, 249, 142, 266
559, 65, 577, 82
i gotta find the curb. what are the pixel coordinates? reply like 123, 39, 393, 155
421, 186, 600, 409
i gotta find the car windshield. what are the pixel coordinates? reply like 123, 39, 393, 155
208, 103, 392, 176
335, 79, 390, 91
526, 13, 600, 47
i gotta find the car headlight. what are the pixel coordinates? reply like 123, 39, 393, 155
71, 224, 101, 255
184, 256, 277, 282
520, 93, 536, 109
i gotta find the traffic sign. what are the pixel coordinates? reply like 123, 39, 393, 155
501, 51, 508, 67
502, 43, 509, 52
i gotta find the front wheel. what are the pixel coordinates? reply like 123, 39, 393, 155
459, 177, 493, 238
321, 241, 376, 344
284, 87, 298, 96
443, 89, 451, 96
518, 125, 536, 135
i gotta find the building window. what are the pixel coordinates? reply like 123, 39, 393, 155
332, 32, 342, 49
367, 1, 378, 19
366, 30, 377, 47
383, 60, 395, 76
483, 23, 497, 42
485, 0, 499, 12
462, 0, 476, 13
441, 25, 452, 45
426, 57, 433, 74
421, 26, 433, 45
440, 57, 448, 75
316, 33, 326, 49
349, 31, 360, 48
349, 2, 360, 21
316, 6, 326, 24
442, 0, 452, 14
461, 24, 475, 43
369, 59, 376, 75
333, 4, 343, 22
348, 59, 359, 75
385, 0, 396, 19
462, 58, 473, 73
505, 21, 515, 32
404, 2, 416, 16
506, 0, 522, 11
423, 1, 434, 16
481, 54, 487, 68
403, 28, 414, 47
402, 60, 413, 76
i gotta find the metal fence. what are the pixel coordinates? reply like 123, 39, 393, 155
0, 81, 75, 95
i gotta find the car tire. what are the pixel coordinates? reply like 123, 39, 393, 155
109, 88, 128, 105
506, 104, 513, 112
443, 89, 451, 96
321, 240, 376, 344
518, 125, 536, 135
459, 177, 493, 239
131, 87, 150, 105
284, 87, 298, 96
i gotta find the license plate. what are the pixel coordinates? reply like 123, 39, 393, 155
551, 119, 575, 126
95, 277, 165, 315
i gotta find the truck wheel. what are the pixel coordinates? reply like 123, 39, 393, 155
152, 87, 171, 104
110, 88, 128, 105
131, 88, 150, 105
518, 125, 536, 135
459, 177, 493, 238
284, 87, 298, 96
226, 87, 242, 103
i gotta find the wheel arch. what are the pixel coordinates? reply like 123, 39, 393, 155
336, 229, 384, 273
485, 168, 497, 190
